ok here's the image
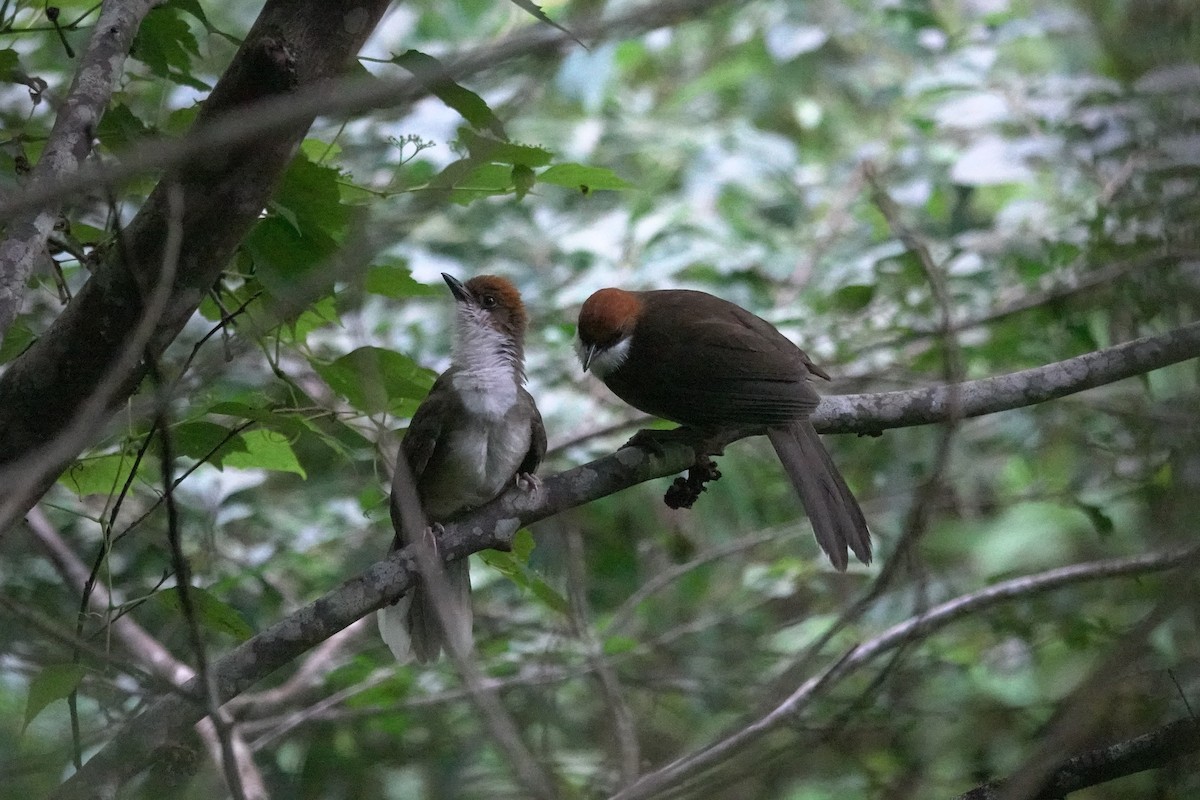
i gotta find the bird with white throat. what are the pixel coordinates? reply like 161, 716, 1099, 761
378, 273, 546, 662
576, 286, 870, 571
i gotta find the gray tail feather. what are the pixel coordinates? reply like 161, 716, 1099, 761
767, 422, 871, 570
377, 560, 473, 663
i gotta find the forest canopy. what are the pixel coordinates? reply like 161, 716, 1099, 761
0, 1, 1198, 799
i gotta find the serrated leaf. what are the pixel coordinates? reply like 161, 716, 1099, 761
156, 586, 254, 641
132, 6, 208, 90
219, 429, 305, 477
59, 453, 138, 497
538, 163, 632, 191
314, 347, 437, 416
394, 50, 507, 138
506, 0, 584, 46
460, 129, 553, 168
23, 664, 86, 733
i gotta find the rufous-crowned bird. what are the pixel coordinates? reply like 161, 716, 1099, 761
576, 287, 869, 570
378, 273, 546, 662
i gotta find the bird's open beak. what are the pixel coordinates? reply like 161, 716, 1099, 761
441, 273, 472, 303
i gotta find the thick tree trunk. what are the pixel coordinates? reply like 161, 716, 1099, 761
0, 1, 390, 534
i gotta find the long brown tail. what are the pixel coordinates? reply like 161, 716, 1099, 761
767, 421, 871, 570
377, 560, 472, 663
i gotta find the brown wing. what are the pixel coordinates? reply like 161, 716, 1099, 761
390, 373, 456, 546
605, 290, 822, 428
517, 387, 547, 476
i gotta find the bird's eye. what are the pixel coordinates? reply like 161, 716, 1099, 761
481, 295, 498, 308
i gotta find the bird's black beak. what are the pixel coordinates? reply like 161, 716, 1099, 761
581, 342, 597, 372
442, 273, 472, 303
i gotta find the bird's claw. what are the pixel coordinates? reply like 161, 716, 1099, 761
421, 523, 445, 559
516, 471, 541, 498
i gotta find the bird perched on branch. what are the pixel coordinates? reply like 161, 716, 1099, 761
378, 273, 546, 662
576, 287, 870, 570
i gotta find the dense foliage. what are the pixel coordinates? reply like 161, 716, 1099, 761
1, 0, 1198, 798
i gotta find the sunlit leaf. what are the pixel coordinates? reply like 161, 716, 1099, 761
538, 163, 632, 191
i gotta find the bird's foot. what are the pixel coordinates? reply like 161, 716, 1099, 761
664, 454, 723, 510
516, 471, 541, 493
515, 471, 542, 499
421, 523, 445, 559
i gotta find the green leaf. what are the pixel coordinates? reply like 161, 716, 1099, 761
206, 401, 308, 439
512, 164, 535, 200
602, 635, 638, 656
364, 261, 440, 299
0, 48, 21, 80
244, 153, 352, 306
243, 216, 338, 304
274, 154, 351, 235
156, 586, 254, 641
447, 163, 518, 205
538, 163, 632, 192
23, 664, 87, 733
132, 5, 208, 90
219, 429, 306, 478
314, 347, 437, 416
1076, 502, 1115, 538
0, 319, 34, 365
479, 531, 569, 615
59, 453, 138, 497
831, 284, 876, 312
511, 528, 536, 562
173, 420, 247, 461
95, 103, 153, 152
459, 129, 553, 168
394, 50, 507, 138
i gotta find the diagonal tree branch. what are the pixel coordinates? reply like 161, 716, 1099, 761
0, 0, 157, 345
48, 321, 1200, 800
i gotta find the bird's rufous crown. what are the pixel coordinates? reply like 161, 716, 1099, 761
577, 288, 642, 347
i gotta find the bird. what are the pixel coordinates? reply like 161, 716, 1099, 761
378, 273, 546, 662
575, 287, 870, 570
